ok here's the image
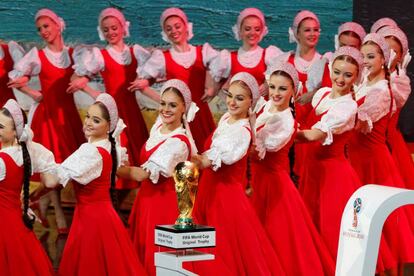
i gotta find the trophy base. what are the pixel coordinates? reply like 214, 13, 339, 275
174, 217, 195, 230
155, 225, 216, 249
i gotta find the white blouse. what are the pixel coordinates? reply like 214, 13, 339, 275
137, 43, 218, 79
0, 142, 57, 181
141, 119, 190, 184
0, 41, 25, 63
74, 44, 151, 77
255, 101, 295, 159
306, 52, 333, 92
390, 70, 411, 109
211, 45, 283, 81
293, 51, 322, 74
9, 46, 82, 79
57, 139, 127, 187
204, 113, 251, 170
355, 79, 394, 132
311, 87, 357, 145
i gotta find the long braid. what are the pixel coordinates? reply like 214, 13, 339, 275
21, 141, 34, 230
108, 133, 119, 211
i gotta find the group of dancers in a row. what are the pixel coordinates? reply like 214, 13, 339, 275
1, 5, 413, 276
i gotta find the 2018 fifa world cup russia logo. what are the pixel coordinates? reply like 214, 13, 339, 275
353, 198, 362, 228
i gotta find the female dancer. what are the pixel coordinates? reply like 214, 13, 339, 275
118, 79, 197, 275
52, 93, 146, 275
192, 72, 285, 275
348, 33, 414, 272
0, 99, 55, 276
307, 21, 366, 93
251, 61, 335, 275
297, 46, 363, 259
8, 8, 86, 233
69, 7, 150, 192
132, 7, 218, 150
212, 7, 283, 96
377, 26, 414, 188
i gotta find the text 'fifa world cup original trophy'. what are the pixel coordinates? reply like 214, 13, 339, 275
173, 161, 199, 230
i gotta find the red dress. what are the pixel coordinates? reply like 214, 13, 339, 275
251, 108, 335, 276
299, 91, 364, 262
193, 123, 286, 276
230, 49, 266, 86
288, 53, 314, 178
129, 134, 191, 276
59, 147, 146, 276
386, 109, 414, 189
164, 47, 216, 151
100, 48, 149, 189
349, 92, 414, 266
0, 44, 16, 106
0, 152, 54, 276
31, 48, 85, 163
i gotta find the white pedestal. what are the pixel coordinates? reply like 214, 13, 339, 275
154, 225, 216, 276
336, 184, 414, 276
155, 250, 214, 276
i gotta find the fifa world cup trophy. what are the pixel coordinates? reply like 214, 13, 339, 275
173, 161, 199, 230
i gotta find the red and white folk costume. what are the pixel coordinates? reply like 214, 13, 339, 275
0, 41, 24, 106
194, 72, 286, 276
0, 99, 56, 276
9, 9, 85, 163
57, 94, 146, 276
377, 26, 414, 188
251, 62, 335, 276
348, 34, 414, 267
212, 8, 283, 87
74, 7, 150, 189
128, 79, 197, 276
138, 7, 217, 151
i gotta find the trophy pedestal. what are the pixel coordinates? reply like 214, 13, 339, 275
155, 225, 216, 276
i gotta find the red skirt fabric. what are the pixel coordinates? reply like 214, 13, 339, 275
129, 178, 178, 276
387, 111, 414, 189
0, 206, 54, 276
251, 158, 335, 276
59, 201, 146, 276
193, 164, 286, 276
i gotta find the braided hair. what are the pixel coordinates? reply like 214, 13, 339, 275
0, 108, 34, 230
94, 102, 119, 210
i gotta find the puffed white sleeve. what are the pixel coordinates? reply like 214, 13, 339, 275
391, 70, 411, 109
28, 142, 58, 174
73, 46, 104, 77
358, 86, 391, 132
0, 158, 5, 181
205, 125, 251, 170
202, 42, 219, 67
141, 138, 189, 184
137, 49, 166, 79
57, 143, 103, 187
256, 113, 295, 158
311, 87, 330, 108
264, 45, 284, 66
8, 47, 41, 79
313, 100, 357, 145
7, 41, 25, 63
133, 44, 151, 67
306, 57, 329, 92
209, 49, 231, 82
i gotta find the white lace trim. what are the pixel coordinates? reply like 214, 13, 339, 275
293, 51, 322, 74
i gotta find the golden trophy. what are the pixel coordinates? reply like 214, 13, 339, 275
173, 161, 199, 230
